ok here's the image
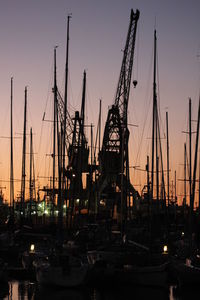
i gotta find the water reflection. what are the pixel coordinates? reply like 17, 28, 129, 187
4, 282, 91, 300
37, 285, 169, 300
2, 281, 198, 300
2, 281, 35, 300
0, 283, 9, 299
170, 285, 200, 300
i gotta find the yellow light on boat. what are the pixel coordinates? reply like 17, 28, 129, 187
163, 245, 168, 253
181, 231, 184, 237
30, 244, 35, 253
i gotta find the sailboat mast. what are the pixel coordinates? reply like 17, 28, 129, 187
166, 111, 169, 207
174, 170, 177, 206
191, 99, 200, 213
199, 155, 200, 213
95, 99, 102, 215
29, 127, 33, 219
62, 15, 71, 202
189, 98, 200, 253
21, 87, 27, 218
52, 46, 58, 220
184, 143, 187, 212
120, 128, 125, 236
189, 98, 192, 210
81, 71, 86, 130
99, 99, 102, 155
79, 71, 86, 209
151, 30, 157, 200
156, 155, 159, 201
157, 110, 166, 205
10, 77, 14, 215
88, 123, 93, 213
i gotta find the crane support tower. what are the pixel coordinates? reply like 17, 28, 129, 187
97, 9, 140, 218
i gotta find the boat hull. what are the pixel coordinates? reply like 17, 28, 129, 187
173, 260, 200, 288
120, 263, 169, 288
36, 263, 89, 288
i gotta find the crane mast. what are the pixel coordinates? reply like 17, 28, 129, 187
68, 71, 88, 173
98, 9, 140, 216
115, 9, 139, 126
100, 9, 139, 169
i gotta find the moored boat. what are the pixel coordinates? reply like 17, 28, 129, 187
35, 253, 90, 288
87, 237, 169, 288
172, 255, 200, 288
119, 261, 169, 288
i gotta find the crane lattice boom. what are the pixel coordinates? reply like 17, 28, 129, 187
100, 9, 139, 175
115, 9, 139, 126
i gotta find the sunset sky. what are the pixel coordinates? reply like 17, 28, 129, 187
0, 0, 199, 205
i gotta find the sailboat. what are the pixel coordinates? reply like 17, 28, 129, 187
171, 98, 200, 288
35, 252, 90, 288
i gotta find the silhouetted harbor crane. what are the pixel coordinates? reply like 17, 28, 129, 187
96, 9, 140, 226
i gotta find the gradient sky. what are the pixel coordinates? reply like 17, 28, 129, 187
0, 0, 199, 205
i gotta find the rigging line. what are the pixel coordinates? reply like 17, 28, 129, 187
132, 17, 140, 82
186, 145, 190, 180
43, 110, 54, 182
61, 69, 80, 119
135, 44, 154, 164
136, 18, 140, 80
128, 112, 140, 176
37, 92, 53, 176
67, 101, 76, 113
76, 77, 83, 112
86, 80, 95, 139
68, 70, 74, 113
135, 91, 153, 164
156, 42, 165, 138
36, 118, 45, 175
37, 59, 54, 174
14, 97, 24, 139
1, 96, 9, 136
33, 159, 37, 200
43, 59, 54, 118
0, 98, 10, 188
157, 106, 166, 198
68, 70, 77, 112
94, 116, 99, 160
85, 88, 91, 143
182, 103, 189, 135
27, 96, 35, 130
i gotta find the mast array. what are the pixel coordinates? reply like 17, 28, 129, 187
151, 30, 166, 207
7, 9, 200, 238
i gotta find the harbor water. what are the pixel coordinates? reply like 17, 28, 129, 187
1, 281, 199, 300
